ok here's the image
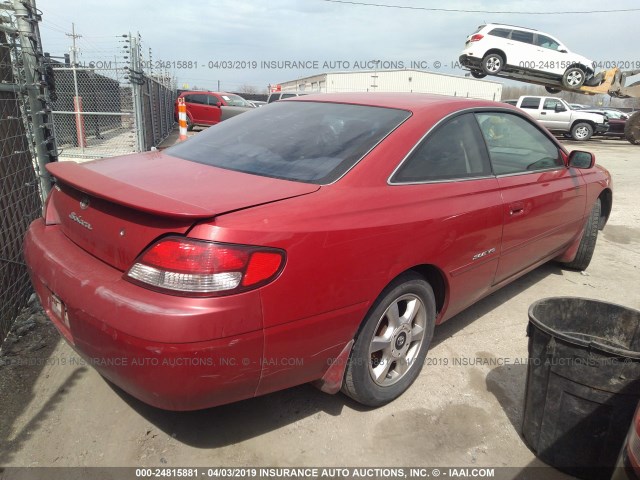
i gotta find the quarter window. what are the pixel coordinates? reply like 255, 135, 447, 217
475, 112, 563, 175
392, 113, 491, 183
488, 28, 511, 38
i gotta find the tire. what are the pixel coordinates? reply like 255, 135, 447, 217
481, 53, 504, 75
470, 70, 486, 79
545, 86, 561, 94
571, 122, 593, 141
562, 198, 601, 271
186, 116, 194, 131
625, 111, 640, 145
562, 67, 586, 89
342, 272, 436, 407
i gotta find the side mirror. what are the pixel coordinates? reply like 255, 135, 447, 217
555, 104, 567, 112
558, 47, 568, 53
568, 150, 595, 169
215, 101, 222, 107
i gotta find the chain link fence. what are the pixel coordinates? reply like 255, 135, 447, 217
50, 54, 176, 160
50, 64, 137, 159
0, 9, 47, 342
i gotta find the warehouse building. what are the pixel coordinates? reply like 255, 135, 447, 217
274, 69, 502, 101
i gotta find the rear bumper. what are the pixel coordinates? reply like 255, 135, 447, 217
24, 220, 264, 410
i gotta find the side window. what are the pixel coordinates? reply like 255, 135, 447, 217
543, 99, 562, 111
488, 28, 511, 38
207, 95, 221, 105
475, 112, 563, 175
392, 113, 492, 183
511, 30, 534, 44
535, 34, 560, 50
188, 95, 207, 105
520, 97, 541, 109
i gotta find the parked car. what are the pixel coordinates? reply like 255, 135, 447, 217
174, 91, 254, 130
266, 91, 307, 103
569, 103, 591, 110
502, 99, 518, 106
459, 23, 596, 89
24, 93, 612, 411
248, 100, 267, 107
581, 108, 629, 137
514, 95, 608, 140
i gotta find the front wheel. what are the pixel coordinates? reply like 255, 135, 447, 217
545, 86, 561, 94
470, 70, 486, 79
563, 67, 586, 89
342, 273, 436, 407
571, 122, 593, 141
561, 198, 601, 271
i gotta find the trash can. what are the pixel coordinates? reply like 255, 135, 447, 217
522, 297, 640, 480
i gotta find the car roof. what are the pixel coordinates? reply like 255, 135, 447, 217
180, 91, 236, 96
485, 23, 539, 33
286, 92, 502, 114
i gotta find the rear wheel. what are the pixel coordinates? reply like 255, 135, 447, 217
545, 86, 562, 94
571, 122, 593, 141
481, 53, 504, 75
625, 111, 640, 145
342, 273, 436, 407
561, 198, 601, 271
563, 67, 586, 89
186, 116, 194, 131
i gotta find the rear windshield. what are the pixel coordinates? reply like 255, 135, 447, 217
166, 101, 411, 184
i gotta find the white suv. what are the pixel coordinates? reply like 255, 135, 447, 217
459, 24, 596, 90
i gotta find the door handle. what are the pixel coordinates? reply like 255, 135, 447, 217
509, 202, 525, 216
541, 112, 547, 115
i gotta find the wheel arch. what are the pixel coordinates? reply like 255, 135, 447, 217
598, 188, 612, 230
484, 49, 507, 63
408, 264, 447, 316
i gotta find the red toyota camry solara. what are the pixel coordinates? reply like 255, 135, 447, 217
24, 93, 612, 410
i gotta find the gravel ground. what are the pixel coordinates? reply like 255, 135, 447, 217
1, 138, 638, 477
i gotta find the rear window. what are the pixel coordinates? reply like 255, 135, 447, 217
520, 97, 541, 109
166, 101, 411, 184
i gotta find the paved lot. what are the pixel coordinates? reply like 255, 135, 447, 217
1, 138, 638, 475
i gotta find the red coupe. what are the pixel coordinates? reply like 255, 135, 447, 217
24, 93, 612, 410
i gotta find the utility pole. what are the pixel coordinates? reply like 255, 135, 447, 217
66, 23, 85, 153
13, 0, 56, 198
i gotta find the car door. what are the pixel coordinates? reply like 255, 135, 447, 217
508, 29, 537, 69
475, 111, 586, 285
184, 94, 208, 124
390, 113, 503, 318
540, 98, 572, 131
204, 94, 222, 125
534, 34, 564, 76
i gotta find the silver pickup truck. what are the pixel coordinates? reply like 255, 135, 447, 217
515, 96, 608, 141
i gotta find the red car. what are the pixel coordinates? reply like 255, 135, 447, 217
24, 93, 612, 411
174, 91, 254, 130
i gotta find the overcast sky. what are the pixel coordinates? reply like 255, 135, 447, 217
39, 0, 640, 92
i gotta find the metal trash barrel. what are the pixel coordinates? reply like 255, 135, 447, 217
522, 297, 640, 480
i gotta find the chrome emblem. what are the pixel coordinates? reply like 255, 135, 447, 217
80, 196, 90, 210
68, 212, 93, 230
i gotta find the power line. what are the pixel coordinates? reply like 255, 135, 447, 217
319, 0, 640, 14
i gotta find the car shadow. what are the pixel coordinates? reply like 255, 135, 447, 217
107, 380, 370, 448
431, 261, 563, 348
110, 262, 566, 449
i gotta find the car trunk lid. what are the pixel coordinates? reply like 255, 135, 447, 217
46, 152, 319, 271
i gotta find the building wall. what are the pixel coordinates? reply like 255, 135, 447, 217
279, 70, 502, 101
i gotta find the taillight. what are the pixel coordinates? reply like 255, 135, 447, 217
470, 34, 484, 42
627, 407, 640, 474
126, 237, 285, 296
